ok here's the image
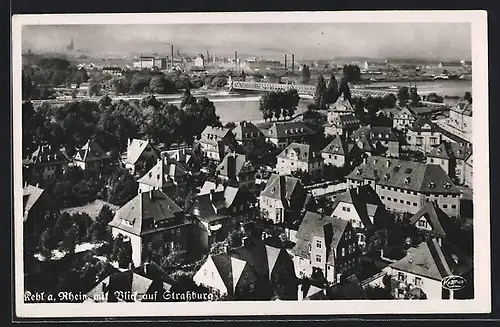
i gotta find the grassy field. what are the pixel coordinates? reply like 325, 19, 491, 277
62, 199, 120, 220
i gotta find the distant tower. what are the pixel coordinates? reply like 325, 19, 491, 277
67, 38, 74, 51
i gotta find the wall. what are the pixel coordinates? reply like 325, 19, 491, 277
322, 152, 346, 167
331, 202, 364, 229
389, 268, 443, 299
259, 196, 284, 224
425, 194, 460, 218
427, 157, 449, 175
406, 130, 441, 153
375, 184, 424, 214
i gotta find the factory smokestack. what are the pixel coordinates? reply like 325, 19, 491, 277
171, 45, 174, 69
234, 51, 238, 74
291, 54, 295, 73
284, 54, 287, 70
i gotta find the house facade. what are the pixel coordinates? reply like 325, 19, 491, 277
346, 156, 461, 217
23, 145, 69, 182
436, 100, 472, 144
276, 143, 324, 176
137, 158, 189, 201
123, 139, 161, 176
108, 190, 191, 267
324, 114, 360, 138
231, 121, 266, 149
426, 141, 472, 185
189, 182, 256, 252
259, 174, 307, 225
351, 125, 400, 158
23, 183, 59, 238
327, 95, 356, 121
405, 118, 441, 153
321, 135, 362, 167
292, 212, 359, 284
199, 126, 239, 161
73, 139, 111, 172
393, 107, 416, 130
330, 185, 388, 246
216, 153, 256, 191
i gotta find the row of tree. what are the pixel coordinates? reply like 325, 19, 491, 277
258, 89, 300, 121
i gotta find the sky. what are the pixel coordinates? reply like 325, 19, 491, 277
22, 23, 471, 61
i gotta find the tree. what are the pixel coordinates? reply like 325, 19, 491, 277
314, 75, 327, 109
63, 226, 78, 254
342, 64, 361, 83
300, 65, 311, 84
282, 89, 300, 119
88, 81, 101, 96
425, 92, 443, 103
259, 91, 282, 121
99, 95, 112, 108
180, 88, 197, 108
325, 73, 339, 105
74, 68, 89, 85
88, 205, 114, 242
337, 76, 352, 102
409, 88, 421, 107
397, 86, 410, 106
149, 75, 176, 94
107, 168, 138, 206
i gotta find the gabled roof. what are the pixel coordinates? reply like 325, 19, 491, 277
137, 158, 188, 187
352, 125, 398, 142
190, 182, 250, 222
201, 126, 233, 143
427, 141, 472, 161
217, 153, 255, 178
210, 253, 257, 296
322, 135, 358, 156
277, 143, 318, 163
232, 121, 264, 140
230, 242, 289, 281
329, 95, 355, 112
259, 174, 302, 204
292, 212, 349, 265
23, 145, 69, 166
408, 117, 438, 132
408, 106, 434, 116
125, 139, 160, 165
109, 190, 184, 236
331, 184, 384, 229
23, 184, 57, 222
74, 139, 110, 162
390, 238, 471, 281
85, 263, 171, 302
346, 156, 460, 194
409, 201, 454, 238
263, 122, 315, 139
394, 107, 416, 119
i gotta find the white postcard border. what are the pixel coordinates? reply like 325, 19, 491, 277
12, 10, 490, 318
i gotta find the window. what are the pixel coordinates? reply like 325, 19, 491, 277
398, 272, 406, 281
211, 272, 215, 279
430, 158, 434, 163
443, 204, 448, 209
413, 202, 417, 206
393, 198, 397, 202
400, 200, 404, 204
387, 197, 392, 201
341, 248, 345, 257
415, 277, 422, 287
381, 196, 385, 200
249, 284, 254, 292
342, 206, 346, 211
346, 207, 351, 212
316, 240, 322, 248
148, 242, 152, 250
452, 205, 456, 209
406, 201, 411, 205
381, 186, 385, 189
418, 220, 428, 228
204, 269, 207, 276
316, 254, 321, 263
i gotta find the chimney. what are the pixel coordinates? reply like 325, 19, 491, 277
102, 282, 108, 295
242, 236, 249, 247
386, 160, 391, 168
284, 54, 287, 70
223, 243, 229, 253
35, 183, 39, 188
291, 54, 295, 73
210, 189, 215, 202
128, 138, 132, 148
24, 181, 28, 188
297, 283, 303, 301
149, 189, 154, 199
363, 157, 367, 165
261, 231, 267, 240
143, 262, 149, 276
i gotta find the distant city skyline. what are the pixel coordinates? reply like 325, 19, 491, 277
22, 23, 471, 62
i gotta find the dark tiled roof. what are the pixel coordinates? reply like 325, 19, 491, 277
23, 184, 57, 222
331, 184, 384, 230
125, 139, 160, 165
138, 158, 188, 187
277, 143, 319, 163
217, 153, 255, 178
260, 174, 301, 204
352, 125, 399, 142
85, 263, 171, 302
390, 238, 471, 281
322, 135, 359, 156
329, 96, 355, 112
434, 125, 469, 145
23, 145, 69, 166
230, 242, 288, 281
73, 139, 110, 163
408, 117, 439, 132
263, 122, 315, 139
394, 107, 416, 119
232, 121, 264, 140
292, 212, 349, 264
201, 126, 232, 142
109, 190, 184, 236
409, 201, 454, 238
210, 253, 257, 296
427, 141, 472, 161
346, 156, 460, 194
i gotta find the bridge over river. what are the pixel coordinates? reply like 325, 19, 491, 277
230, 80, 397, 98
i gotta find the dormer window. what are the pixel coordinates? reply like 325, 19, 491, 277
271, 187, 276, 193
437, 148, 442, 154
428, 181, 436, 189
378, 133, 382, 138
404, 177, 410, 184
356, 169, 362, 175
383, 174, 390, 181
444, 182, 451, 189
